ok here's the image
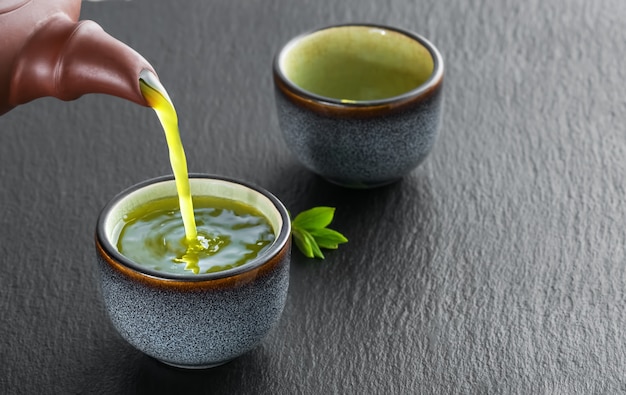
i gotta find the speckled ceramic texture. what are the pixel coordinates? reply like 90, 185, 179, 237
273, 24, 444, 188
95, 175, 291, 369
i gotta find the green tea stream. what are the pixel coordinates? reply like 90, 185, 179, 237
125, 79, 274, 274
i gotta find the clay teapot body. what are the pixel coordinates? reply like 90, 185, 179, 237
0, 0, 157, 115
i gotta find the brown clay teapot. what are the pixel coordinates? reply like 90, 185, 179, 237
0, 0, 158, 115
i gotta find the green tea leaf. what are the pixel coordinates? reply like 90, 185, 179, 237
292, 207, 335, 231
292, 228, 314, 258
291, 206, 346, 260
293, 228, 325, 259
309, 228, 349, 249
307, 231, 325, 259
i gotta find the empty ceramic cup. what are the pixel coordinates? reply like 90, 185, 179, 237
95, 174, 291, 368
273, 24, 444, 188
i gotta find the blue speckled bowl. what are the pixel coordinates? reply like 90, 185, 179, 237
273, 24, 444, 188
95, 174, 291, 369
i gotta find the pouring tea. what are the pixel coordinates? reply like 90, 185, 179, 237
0, 0, 272, 273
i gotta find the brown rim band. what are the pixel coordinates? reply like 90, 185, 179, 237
274, 73, 444, 119
96, 237, 290, 292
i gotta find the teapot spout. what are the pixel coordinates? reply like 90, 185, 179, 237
8, 14, 156, 110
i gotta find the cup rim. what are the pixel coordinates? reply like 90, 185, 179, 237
95, 173, 292, 282
273, 23, 444, 108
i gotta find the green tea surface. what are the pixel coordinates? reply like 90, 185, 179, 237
117, 196, 276, 274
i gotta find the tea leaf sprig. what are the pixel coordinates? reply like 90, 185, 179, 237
291, 207, 348, 259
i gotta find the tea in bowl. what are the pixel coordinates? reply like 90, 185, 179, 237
95, 174, 291, 368
273, 24, 444, 188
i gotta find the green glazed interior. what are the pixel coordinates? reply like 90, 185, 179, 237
280, 25, 435, 102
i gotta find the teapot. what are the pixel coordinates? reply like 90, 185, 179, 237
0, 0, 158, 115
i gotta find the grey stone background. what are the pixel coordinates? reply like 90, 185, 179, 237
1, 0, 625, 393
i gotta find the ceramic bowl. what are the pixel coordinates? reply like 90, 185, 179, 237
94, 174, 291, 368
273, 24, 444, 188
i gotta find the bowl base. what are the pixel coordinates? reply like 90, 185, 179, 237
157, 358, 233, 370
323, 176, 402, 189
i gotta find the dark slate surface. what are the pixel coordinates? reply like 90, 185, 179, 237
1, 0, 625, 393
